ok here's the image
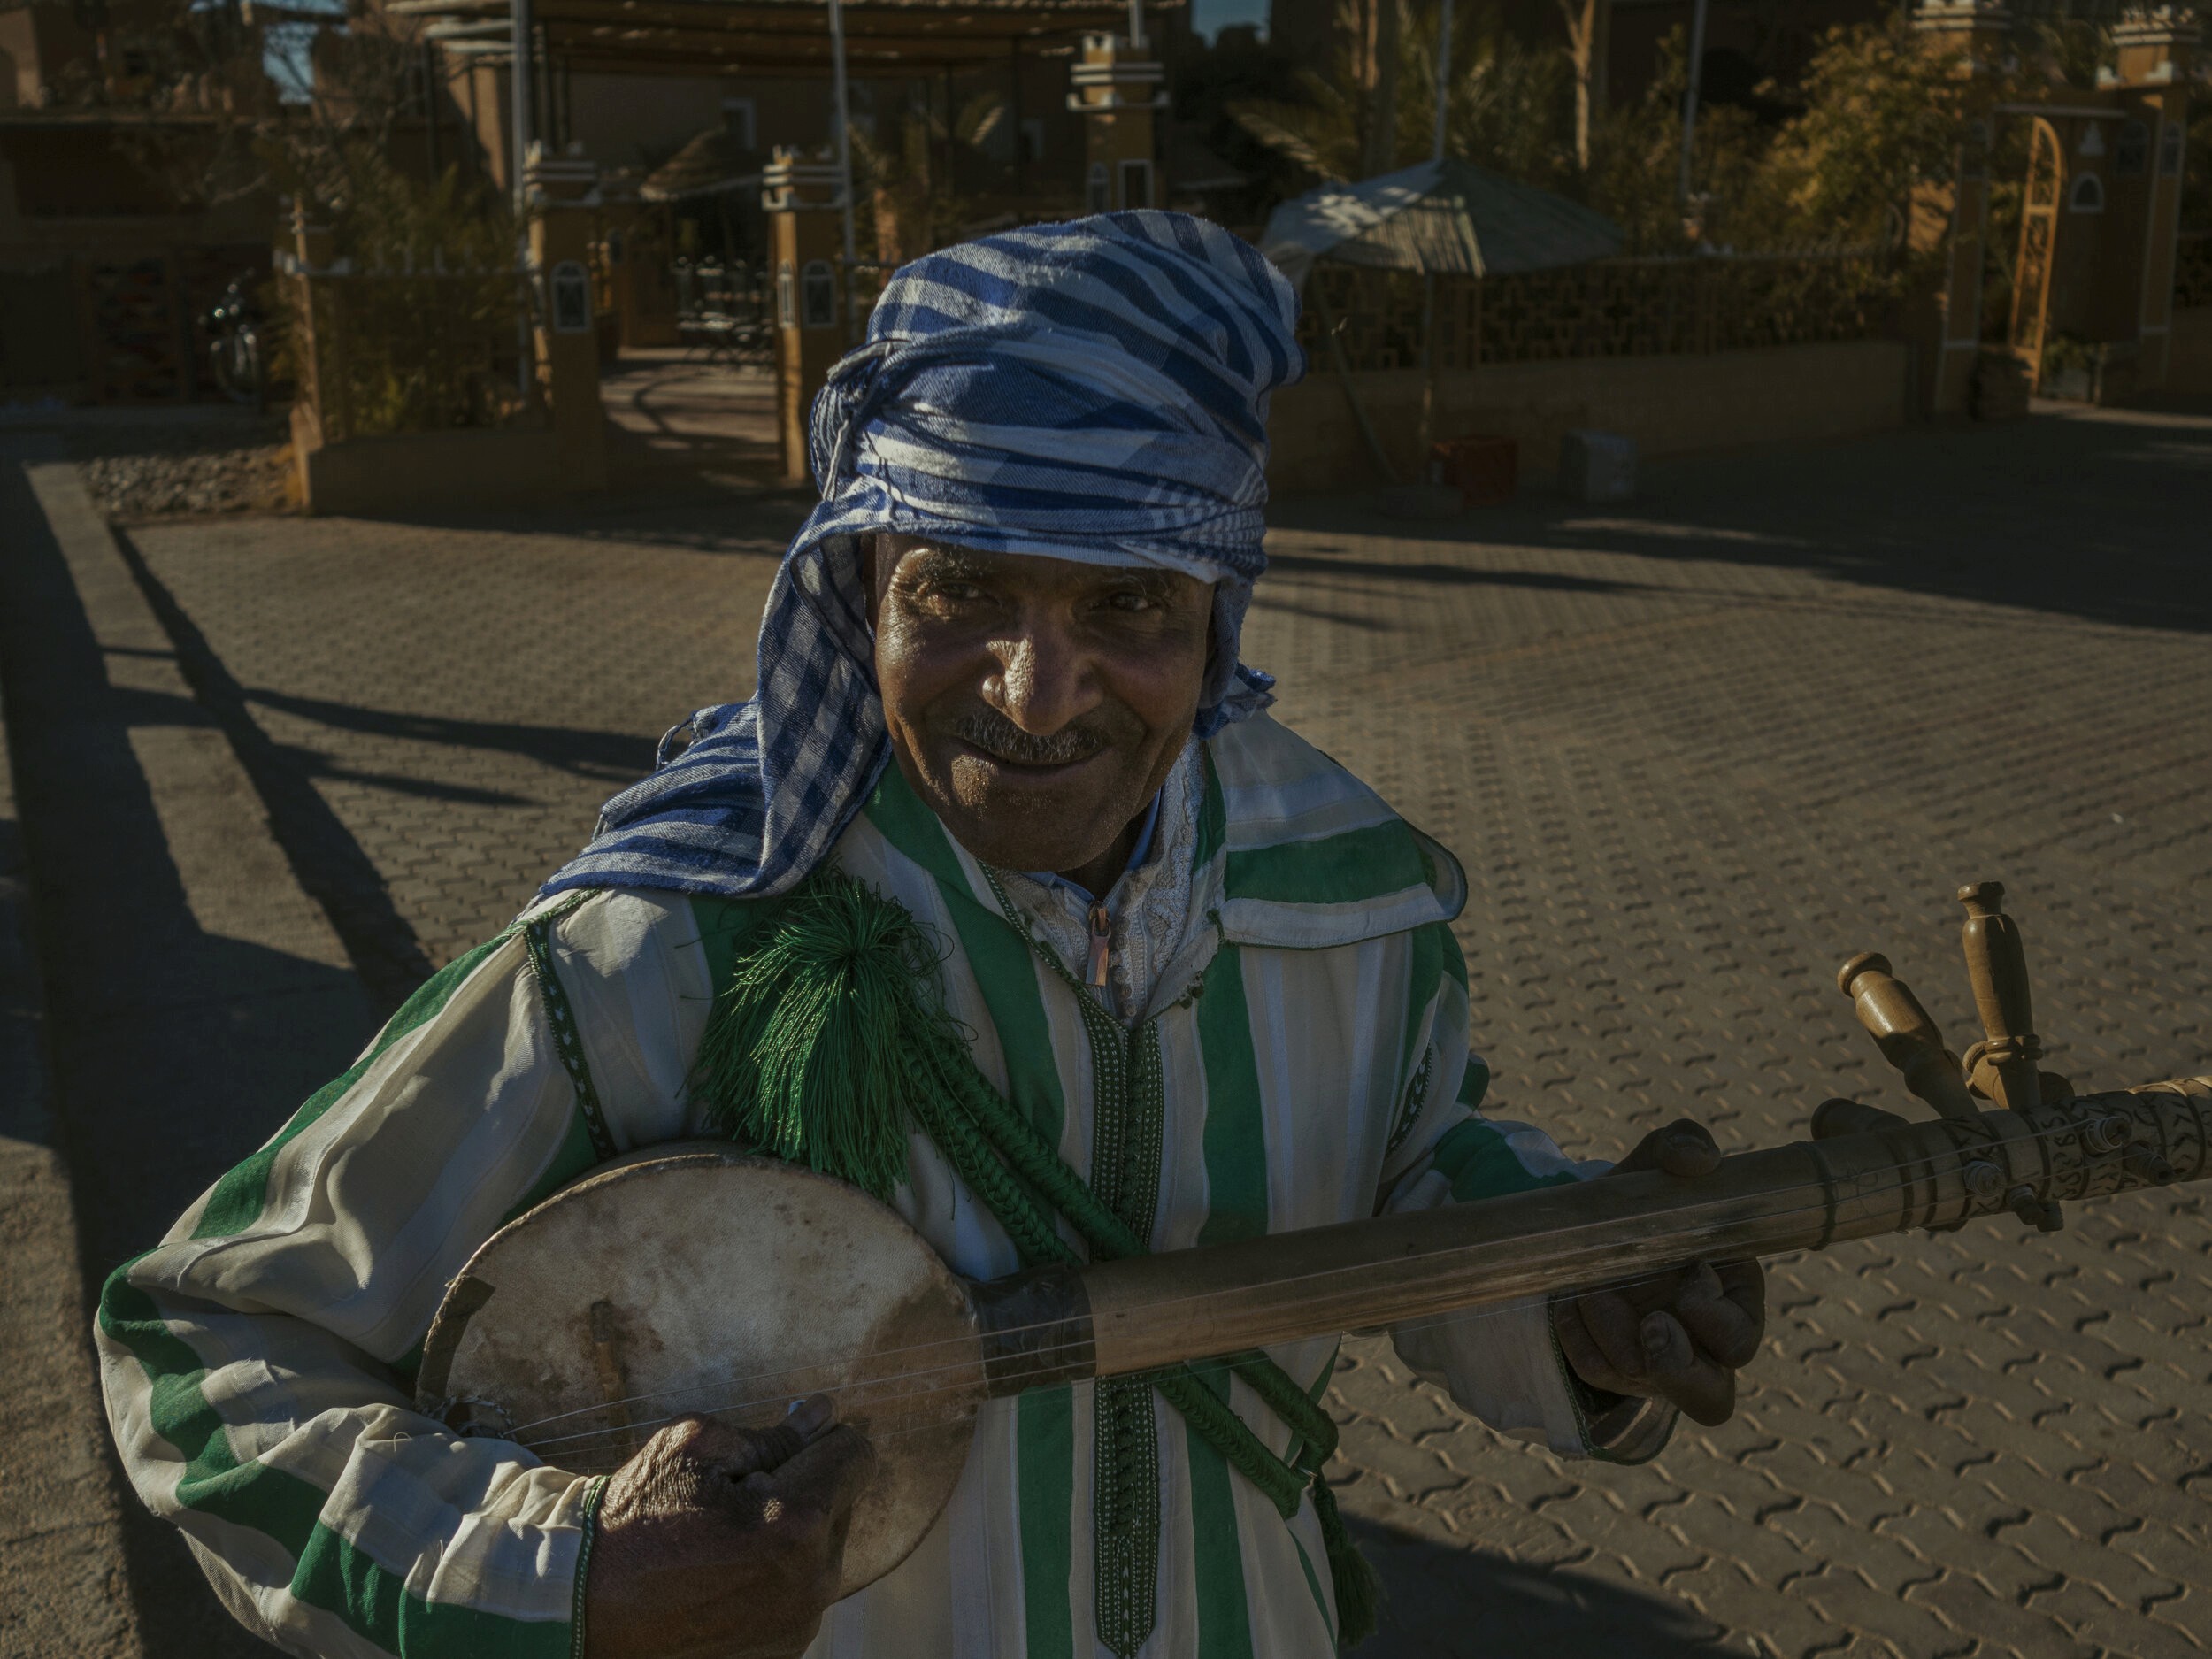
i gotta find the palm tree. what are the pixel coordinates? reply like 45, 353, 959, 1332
1231, 0, 1570, 187
851, 89, 1006, 265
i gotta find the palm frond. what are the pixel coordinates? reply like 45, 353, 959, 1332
1229, 101, 1344, 180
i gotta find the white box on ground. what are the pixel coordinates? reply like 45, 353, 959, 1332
1561, 429, 1637, 503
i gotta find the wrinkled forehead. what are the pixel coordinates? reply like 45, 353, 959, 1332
864, 533, 1220, 597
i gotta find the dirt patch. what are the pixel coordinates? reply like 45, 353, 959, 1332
70, 416, 294, 520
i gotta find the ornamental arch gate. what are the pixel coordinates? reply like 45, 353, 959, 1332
1984, 9, 2194, 401
2008, 115, 2063, 381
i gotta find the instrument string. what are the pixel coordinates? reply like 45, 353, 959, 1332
511, 1253, 1720, 1461
541, 1381, 1199, 1476
497, 1111, 2110, 1449
502, 1200, 1788, 1446
496, 1110, 2144, 1457
495, 1145, 1872, 1441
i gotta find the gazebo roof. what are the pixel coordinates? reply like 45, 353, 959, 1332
641, 126, 761, 198
1260, 157, 1622, 288
393, 0, 1173, 76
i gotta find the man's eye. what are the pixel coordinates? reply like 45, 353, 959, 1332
1104, 589, 1159, 612
925, 581, 987, 603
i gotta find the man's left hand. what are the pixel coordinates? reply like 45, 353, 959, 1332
1549, 1118, 1766, 1426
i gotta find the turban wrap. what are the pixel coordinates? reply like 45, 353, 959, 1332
544, 211, 1305, 901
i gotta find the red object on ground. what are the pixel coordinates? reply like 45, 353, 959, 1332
1426, 434, 1517, 506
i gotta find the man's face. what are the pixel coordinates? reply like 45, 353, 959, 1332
867, 534, 1214, 879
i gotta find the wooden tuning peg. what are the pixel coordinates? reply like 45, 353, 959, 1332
1836, 951, 1981, 1123
1958, 881, 2043, 1113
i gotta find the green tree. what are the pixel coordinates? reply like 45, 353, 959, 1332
1582, 30, 1762, 250
1730, 19, 1973, 247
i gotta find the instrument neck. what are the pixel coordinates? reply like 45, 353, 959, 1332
972, 1085, 2208, 1394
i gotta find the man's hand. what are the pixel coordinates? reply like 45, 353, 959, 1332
1549, 1118, 1767, 1426
583, 1394, 876, 1659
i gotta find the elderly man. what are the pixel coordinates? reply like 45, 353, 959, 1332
97, 213, 1762, 1659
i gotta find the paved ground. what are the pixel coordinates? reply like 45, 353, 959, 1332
12, 395, 2212, 1656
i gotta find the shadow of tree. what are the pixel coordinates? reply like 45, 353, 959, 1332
1264, 551, 1640, 595
2, 457, 376, 1659
1268, 402, 2212, 637
242, 687, 656, 783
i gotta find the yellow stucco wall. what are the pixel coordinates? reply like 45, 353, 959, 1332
291, 412, 576, 518
1266, 338, 1916, 494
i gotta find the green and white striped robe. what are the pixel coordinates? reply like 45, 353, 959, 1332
98, 713, 1672, 1659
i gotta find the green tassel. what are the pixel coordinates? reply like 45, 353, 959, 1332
1310, 1476, 1381, 1649
690, 872, 946, 1202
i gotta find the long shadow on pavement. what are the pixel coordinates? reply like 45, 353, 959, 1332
109, 528, 443, 1012
1349, 1517, 1744, 1656
0, 457, 375, 1659
239, 686, 656, 784
1270, 403, 2212, 637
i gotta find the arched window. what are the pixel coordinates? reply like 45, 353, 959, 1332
2067, 173, 2105, 214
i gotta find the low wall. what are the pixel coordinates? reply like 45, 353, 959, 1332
291, 406, 577, 517
2164, 308, 2212, 396
1268, 338, 1915, 494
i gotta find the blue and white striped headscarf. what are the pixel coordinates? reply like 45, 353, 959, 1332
543, 211, 1304, 901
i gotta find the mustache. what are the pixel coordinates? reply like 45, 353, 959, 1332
953, 708, 1110, 766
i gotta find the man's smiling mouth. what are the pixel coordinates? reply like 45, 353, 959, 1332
954, 739, 1105, 777
953, 710, 1110, 770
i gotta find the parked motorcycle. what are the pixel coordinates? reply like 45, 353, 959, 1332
204, 275, 266, 411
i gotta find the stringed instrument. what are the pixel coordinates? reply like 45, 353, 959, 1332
415, 882, 2212, 1598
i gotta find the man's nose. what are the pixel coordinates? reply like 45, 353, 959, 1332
986, 621, 1101, 734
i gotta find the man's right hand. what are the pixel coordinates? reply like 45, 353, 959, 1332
583, 1394, 877, 1659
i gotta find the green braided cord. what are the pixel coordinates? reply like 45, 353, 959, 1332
1310, 1474, 1381, 1645
691, 870, 1378, 1646
1152, 1368, 1307, 1517
902, 1081, 1079, 1270
906, 1050, 1312, 1509
1227, 1353, 1340, 1467
911, 1050, 1330, 1593
921, 1019, 1145, 1258
1219, 1349, 1376, 1643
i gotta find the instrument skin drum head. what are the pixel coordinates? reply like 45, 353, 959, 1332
417, 1147, 984, 1600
